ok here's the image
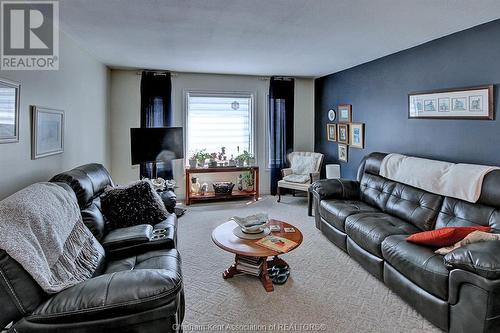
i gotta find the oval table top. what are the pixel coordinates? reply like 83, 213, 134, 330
211, 219, 303, 257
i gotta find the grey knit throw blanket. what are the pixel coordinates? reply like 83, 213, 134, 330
0, 182, 104, 293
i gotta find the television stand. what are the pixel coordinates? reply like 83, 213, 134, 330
185, 166, 259, 205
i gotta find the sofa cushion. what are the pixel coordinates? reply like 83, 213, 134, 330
359, 173, 396, 211
435, 197, 500, 231
385, 183, 443, 231
319, 199, 379, 232
345, 212, 420, 257
28, 249, 182, 323
382, 235, 449, 300
101, 180, 169, 229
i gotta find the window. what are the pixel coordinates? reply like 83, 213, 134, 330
186, 92, 254, 161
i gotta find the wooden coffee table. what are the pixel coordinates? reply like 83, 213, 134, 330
211, 219, 303, 292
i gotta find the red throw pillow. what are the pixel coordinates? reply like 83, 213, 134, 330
406, 226, 491, 247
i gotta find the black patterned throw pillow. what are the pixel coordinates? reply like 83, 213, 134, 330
100, 180, 169, 229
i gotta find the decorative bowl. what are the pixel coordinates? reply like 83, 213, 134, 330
231, 213, 269, 234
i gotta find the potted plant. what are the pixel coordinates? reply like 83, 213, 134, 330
188, 153, 198, 168
236, 150, 255, 166
194, 149, 211, 168
242, 171, 254, 191
208, 152, 218, 168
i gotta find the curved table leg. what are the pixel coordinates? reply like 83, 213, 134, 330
223, 263, 240, 279
260, 259, 274, 292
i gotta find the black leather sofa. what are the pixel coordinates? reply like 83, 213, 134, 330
311, 152, 500, 332
0, 164, 184, 332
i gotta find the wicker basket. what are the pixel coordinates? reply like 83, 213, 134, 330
213, 182, 235, 195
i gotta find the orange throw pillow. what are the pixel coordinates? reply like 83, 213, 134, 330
406, 226, 491, 247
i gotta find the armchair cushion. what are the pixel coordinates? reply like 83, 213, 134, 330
291, 155, 317, 175
444, 241, 500, 279
311, 179, 360, 201
283, 174, 310, 183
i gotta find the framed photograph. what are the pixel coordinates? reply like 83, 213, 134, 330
349, 123, 365, 149
327, 124, 336, 141
409, 85, 493, 119
338, 144, 348, 162
0, 78, 20, 143
31, 106, 64, 159
337, 124, 349, 144
337, 104, 352, 122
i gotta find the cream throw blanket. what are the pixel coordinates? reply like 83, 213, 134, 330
0, 183, 104, 293
379, 153, 498, 203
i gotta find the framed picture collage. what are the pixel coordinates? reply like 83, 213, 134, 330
326, 104, 365, 163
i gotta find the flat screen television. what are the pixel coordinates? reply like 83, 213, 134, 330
130, 127, 184, 165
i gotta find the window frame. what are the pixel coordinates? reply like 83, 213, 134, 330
184, 90, 256, 165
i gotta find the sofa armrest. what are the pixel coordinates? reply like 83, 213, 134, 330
282, 168, 293, 177
101, 224, 153, 251
444, 241, 500, 280
310, 179, 360, 201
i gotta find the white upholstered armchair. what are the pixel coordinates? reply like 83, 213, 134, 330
277, 152, 324, 214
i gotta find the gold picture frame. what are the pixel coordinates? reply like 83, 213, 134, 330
337, 123, 349, 144
327, 124, 336, 141
338, 144, 348, 162
349, 123, 365, 149
338, 104, 352, 122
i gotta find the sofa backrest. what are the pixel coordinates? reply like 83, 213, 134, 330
50, 163, 114, 241
435, 171, 500, 231
358, 152, 500, 232
359, 172, 442, 231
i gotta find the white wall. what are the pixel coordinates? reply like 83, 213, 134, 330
109, 71, 314, 199
0, 32, 110, 199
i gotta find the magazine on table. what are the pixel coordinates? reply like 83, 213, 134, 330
255, 235, 298, 253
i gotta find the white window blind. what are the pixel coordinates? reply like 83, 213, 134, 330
187, 93, 253, 160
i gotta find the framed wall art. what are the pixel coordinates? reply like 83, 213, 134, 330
350, 123, 365, 148
327, 124, 336, 141
31, 106, 64, 159
338, 104, 352, 122
328, 109, 336, 121
0, 78, 20, 143
337, 124, 349, 144
338, 144, 348, 162
408, 85, 494, 119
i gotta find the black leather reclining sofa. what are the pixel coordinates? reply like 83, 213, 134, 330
0, 164, 184, 332
311, 152, 500, 332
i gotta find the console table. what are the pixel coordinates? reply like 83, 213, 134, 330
185, 166, 259, 205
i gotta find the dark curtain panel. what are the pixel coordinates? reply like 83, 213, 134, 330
269, 77, 294, 195
140, 71, 173, 179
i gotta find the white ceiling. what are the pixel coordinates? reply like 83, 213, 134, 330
60, 0, 500, 77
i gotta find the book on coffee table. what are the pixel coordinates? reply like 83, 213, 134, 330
255, 235, 298, 253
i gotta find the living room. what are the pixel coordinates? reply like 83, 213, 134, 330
1, 1, 500, 332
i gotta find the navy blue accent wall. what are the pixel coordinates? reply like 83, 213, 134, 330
315, 19, 500, 180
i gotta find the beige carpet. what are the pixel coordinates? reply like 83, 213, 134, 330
177, 195, 440, 332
